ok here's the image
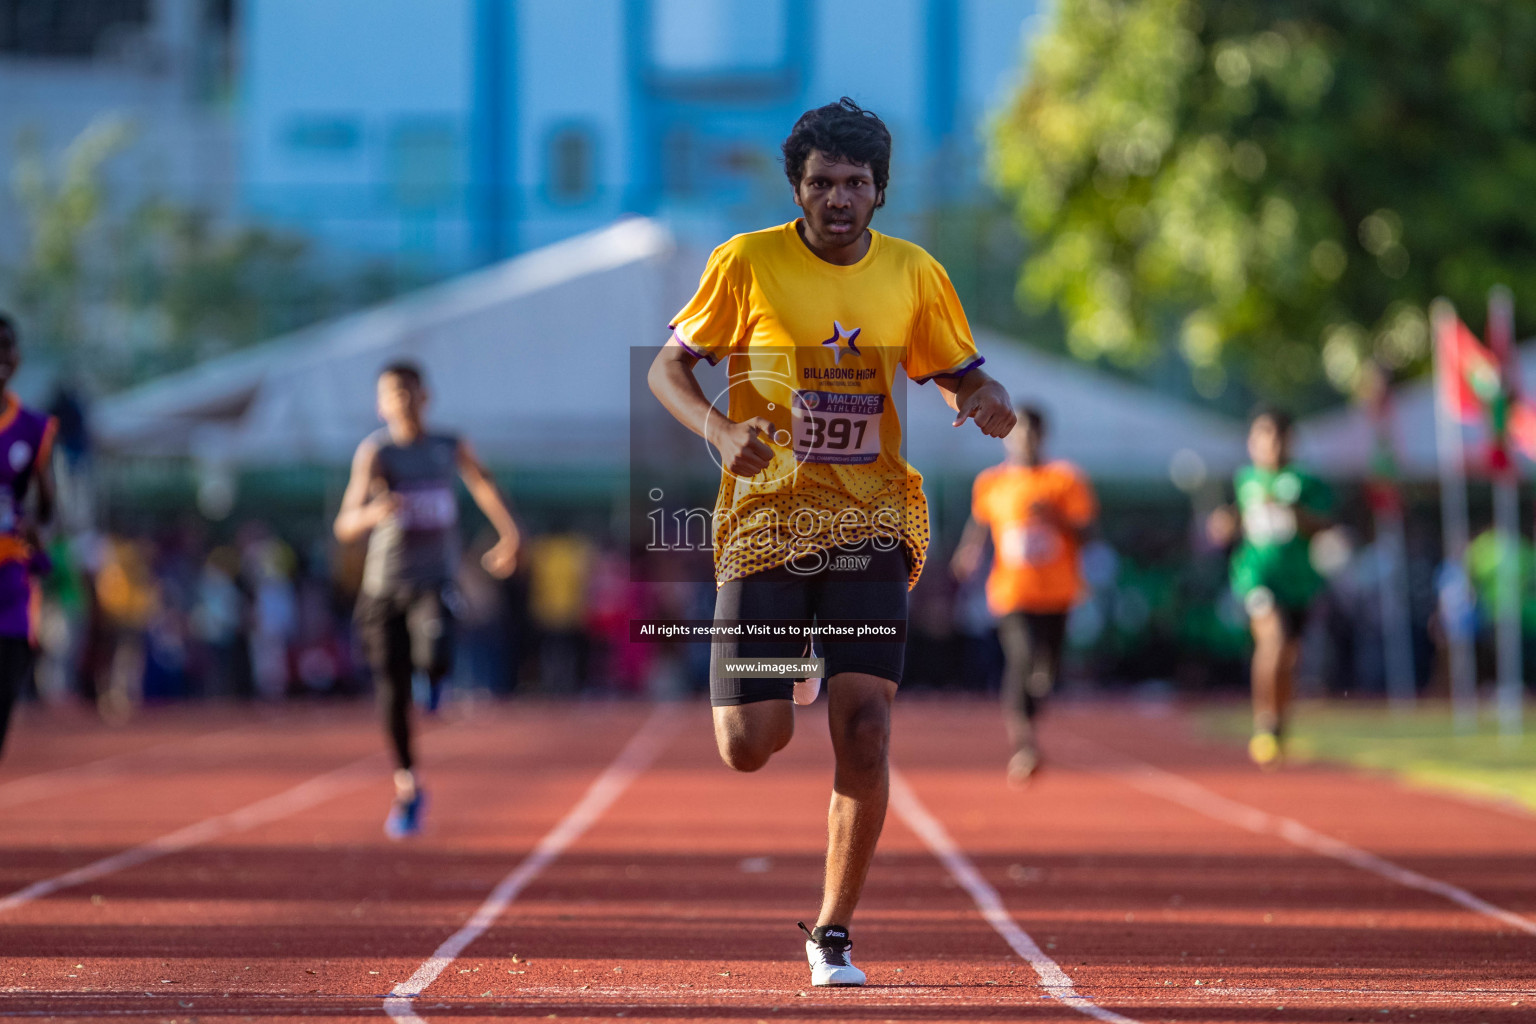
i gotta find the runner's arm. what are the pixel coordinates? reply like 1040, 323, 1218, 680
1295, 488, 1333, 538
1297, 509, 1330, 538
18, 431, 58, 565
1205, 504, 1240, 548
457, 439, 520, 578
950, 516, 990, 580
647, 338, 775, 476
332, 440, 396, 543
932, 368, 1015, 437
32, 438, 56, 531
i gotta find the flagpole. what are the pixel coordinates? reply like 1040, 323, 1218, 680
1489, 285, 1523, 740
1362, 362, 1416, 710
1378, 508, 1416, 709
1431, 298, 1478, 732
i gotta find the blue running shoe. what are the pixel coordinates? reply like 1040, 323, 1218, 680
385, 789, 426, 840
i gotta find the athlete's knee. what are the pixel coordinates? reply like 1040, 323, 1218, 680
1250, 610, 1287, 647
718, 732, 774, 772
713, 705, 790, 772
716, 720, 787, 771
833, 700, 890, 774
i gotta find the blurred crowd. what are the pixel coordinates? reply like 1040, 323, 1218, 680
27, 521, 720, 716
18, 497, 1486, 717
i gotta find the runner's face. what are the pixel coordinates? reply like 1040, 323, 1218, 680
793, 150, 881, 253
1005, 419, 1041, 464
1248, 416, 1287, 470
377, 373, 426, 426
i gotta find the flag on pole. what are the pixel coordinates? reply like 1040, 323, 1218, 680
1512, 402, 1536, 459
1437, 314, 1501, 424
1435, 308, 1536, 469
1430, 298, 1480, 733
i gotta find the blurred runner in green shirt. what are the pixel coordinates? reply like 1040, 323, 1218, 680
1207, 408, 1332, 769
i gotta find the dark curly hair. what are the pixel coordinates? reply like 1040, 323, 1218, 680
0, 312, 15, 347
1249, 404, 1294, 435
782, 97, 892, 206
379, 359, 425, 388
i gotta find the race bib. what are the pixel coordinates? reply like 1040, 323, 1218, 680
791, 391, 883, 465
1000, 523, 1062, 567
397, 487, 458, 531
1244, 501, 1297, 544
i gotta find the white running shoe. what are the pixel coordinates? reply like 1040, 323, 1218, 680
793, 677, 822, 705
800, 922, 865, 986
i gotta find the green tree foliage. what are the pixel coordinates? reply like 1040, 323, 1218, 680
990, 0, 1536, 403
8, 117, 132, 364
5, 117, 408, 389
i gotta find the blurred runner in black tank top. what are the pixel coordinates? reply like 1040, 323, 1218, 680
335, 362, 520, 838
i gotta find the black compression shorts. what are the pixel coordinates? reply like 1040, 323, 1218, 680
355, 583, 457, 682
708, 545, 909, 706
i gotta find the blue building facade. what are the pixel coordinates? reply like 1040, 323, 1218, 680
240, 0, 1036, 273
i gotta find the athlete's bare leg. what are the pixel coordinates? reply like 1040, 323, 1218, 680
713, 700, 794, 772
1250, 609, 1298, 735
817, 672, 897, 927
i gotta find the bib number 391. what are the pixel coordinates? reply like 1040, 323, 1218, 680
791, 391, 884, 465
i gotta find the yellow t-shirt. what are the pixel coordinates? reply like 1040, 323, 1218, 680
670, 220, 983, 589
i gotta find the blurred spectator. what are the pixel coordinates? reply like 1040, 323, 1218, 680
191, 546, 251, 698
242, 529, 299, 700
584, 544, 651, 695
47, 385, 95, 534
1465, 526, 1536, 676
527, 532, 593, 693
90, 535, 158, 722
35, 532, 89, 705
456, 530, 511, 693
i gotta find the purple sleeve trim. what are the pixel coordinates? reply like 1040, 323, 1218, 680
912, 354, 984, 384
670, 329, 721, 366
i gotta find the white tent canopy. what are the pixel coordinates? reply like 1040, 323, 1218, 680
96, 217, 689, 468
98, 217, 1247, 482
904, 330, 1248, 481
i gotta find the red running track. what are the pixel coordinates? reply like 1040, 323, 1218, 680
0, 696, 1533, 1023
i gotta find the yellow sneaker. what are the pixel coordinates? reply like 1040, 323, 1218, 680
1248, 731, 1282, 770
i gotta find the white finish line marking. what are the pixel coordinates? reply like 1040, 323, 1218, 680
0, 752, 384, 914
1055, 731, 1536, 937
384, 705, 683, 1023
890, 769, 1141, 1024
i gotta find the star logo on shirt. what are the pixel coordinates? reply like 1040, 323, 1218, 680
821, 321, 862, 365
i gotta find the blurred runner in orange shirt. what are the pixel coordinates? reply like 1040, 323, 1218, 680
953, 406, 1096, 785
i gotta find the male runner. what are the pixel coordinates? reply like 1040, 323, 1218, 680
0, 314, 56, 763
952, 405, 1095, 785
334, 362, 519, 837
1206, 407, 1331, 769
648, 98, 1014, 986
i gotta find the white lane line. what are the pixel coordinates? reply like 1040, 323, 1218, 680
0, 725, 248, 811
889, 769, 1141, 1024
384, 704, 684, 1024
0, 751, 385, 914
1054, 731, 1536, 937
